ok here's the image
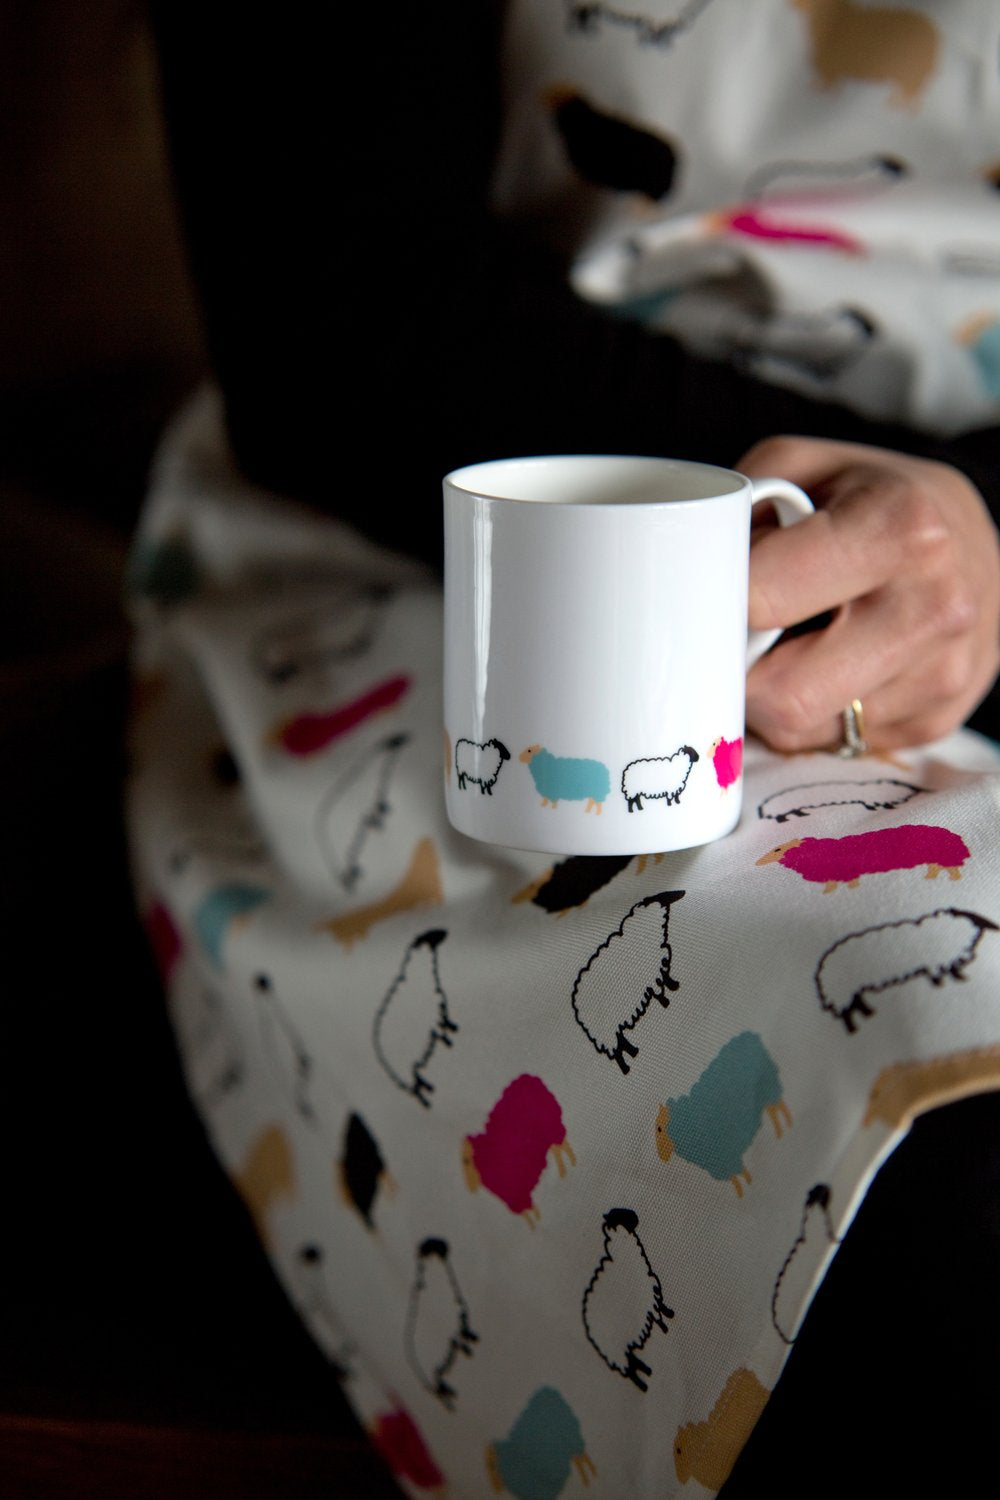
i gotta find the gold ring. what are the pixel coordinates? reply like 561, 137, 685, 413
837, 698, 868, 757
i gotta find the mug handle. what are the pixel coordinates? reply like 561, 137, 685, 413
747, 476, 815, 669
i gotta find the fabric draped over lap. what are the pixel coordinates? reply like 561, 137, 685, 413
126, 390, 1000, 1498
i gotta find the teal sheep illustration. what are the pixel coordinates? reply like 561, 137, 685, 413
520, 745, 611, 813
486, 1386, 596, 1498
194, 881, 271, 970
655, 1031, 791, 1195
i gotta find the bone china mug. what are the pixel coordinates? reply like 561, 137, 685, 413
443, 455, 814, 855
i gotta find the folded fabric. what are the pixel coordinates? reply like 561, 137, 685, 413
126, 388, 1000, 1498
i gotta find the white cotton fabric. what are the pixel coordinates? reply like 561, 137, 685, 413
126, 390, 1000, 1496
493, 0, 1000, 435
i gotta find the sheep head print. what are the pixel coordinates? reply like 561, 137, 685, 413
443, 455, 812, 854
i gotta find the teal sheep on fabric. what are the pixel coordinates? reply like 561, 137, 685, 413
520, 745, 611, 811
194, 882, 271, 970
488, 1386, 595, 1498
656, 1031, 791, 1195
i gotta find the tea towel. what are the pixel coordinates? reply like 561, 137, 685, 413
126, 389, 1000, 1497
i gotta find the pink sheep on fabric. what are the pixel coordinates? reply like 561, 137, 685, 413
371, 1405, 444, 1492
462, 1074, 575, 1225
756, 824, 970, 891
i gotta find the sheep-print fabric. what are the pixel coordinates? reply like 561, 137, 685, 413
493, 0, 1000, 437
127, 391, 1000, 1499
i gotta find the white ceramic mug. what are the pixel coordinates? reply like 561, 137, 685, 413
443, 455, 814, 855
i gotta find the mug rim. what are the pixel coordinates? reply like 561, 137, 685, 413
443, 453, 747, 506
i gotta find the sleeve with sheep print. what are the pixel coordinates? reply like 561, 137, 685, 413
492, 0, 1000, 438
127, 391, 1000, 1499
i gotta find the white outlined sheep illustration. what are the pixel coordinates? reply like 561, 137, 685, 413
621, 747, 699, 812
405, 1237, 479, 1409
582, 1209, 674, 1391
814, 906, 998, 1033
290, 1243, 359, 1379
171, 979, 244, 1112
253, 972, 316, 1124
771, 1184, 839, 1344
168, 826, 267, 877
757, 778, 923, 824
564, 0, 715, 50
250, 589, 387, 683
314, 731, 410, 891
455, 737, 511, 794
373, 928, 455, 1105
571, 891, 684, 1073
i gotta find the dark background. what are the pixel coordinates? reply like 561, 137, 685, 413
0, 4, 398, 1494
2, 4, 997, 1496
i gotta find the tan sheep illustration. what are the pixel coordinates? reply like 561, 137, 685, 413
674, 1367, 770, 1489
231, 1123, 296, 1247
790, 0, 940, 109
320, 837, 443, 948
863, 1044, 1000, 1130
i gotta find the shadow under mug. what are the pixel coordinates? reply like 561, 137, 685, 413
443, 455, 814, 855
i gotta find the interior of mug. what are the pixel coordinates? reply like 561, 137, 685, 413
446, 455, 745, 505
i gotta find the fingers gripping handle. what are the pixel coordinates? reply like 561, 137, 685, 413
746, 476, 815, 669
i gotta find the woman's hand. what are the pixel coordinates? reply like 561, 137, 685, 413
741, 435, 1000, 752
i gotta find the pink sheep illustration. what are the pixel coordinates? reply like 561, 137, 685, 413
711, 736, 743, 792
462, 1075, 576, 1226
756, 824, 970, 892
145, 899, 182, 982
370, 1404, 445, 1494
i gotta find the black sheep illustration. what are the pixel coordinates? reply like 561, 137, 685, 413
514, 855, 634, 914
405, 1238, 479, 1409
547, 86, 678, 201
338, 1112, 393, 1229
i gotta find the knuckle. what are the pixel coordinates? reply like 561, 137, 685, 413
895, 487, 951, 566
927, 649, 973, 703
763, 678, 827, 741
924, 577, 977, 640
906, 705, 963, 746
740, 435, 803, 474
